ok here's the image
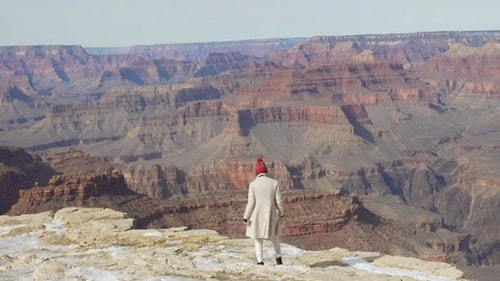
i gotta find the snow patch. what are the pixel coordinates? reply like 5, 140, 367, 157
143, 230, 163, 237
67, 266, 125, 281
0, 224, 25, 236
342, 257, 456, 281
43, 218, 66, 236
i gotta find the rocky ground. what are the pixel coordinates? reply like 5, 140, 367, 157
0, 207, 467, 281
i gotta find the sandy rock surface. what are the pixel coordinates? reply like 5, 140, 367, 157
0, 207, 467, 280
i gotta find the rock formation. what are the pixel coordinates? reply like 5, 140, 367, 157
0, 207, 468, 281
0, 146, 55, 213
9, 169, 131, 215
282, 31, 500, 67
413, 42, 500, 98
127, 38, 307, 60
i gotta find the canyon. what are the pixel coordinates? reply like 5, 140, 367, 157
0, 31, 499, 280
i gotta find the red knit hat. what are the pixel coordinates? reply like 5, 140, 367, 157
255, 156, 268, 175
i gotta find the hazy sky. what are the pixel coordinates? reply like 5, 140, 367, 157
0, 0, 498, 47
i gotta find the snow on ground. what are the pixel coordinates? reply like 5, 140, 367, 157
343, 257, 456, 281
0, 210, 465, 281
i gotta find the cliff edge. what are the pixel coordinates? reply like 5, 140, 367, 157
0, 207, 466, 281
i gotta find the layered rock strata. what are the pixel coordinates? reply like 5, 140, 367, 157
413, 42, 500, 98
9, 169, 132, 214
280, 31, 500, 67
0, 147, 55, 213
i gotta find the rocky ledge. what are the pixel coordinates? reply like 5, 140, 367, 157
0, 207, 466, 281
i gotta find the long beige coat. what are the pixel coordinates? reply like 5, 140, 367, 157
243, 174, 284, 239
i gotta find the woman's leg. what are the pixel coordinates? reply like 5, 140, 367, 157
254, 238, 264, 263
271, 236, 282, 257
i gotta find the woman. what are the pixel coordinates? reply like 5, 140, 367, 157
243, 156, 285, 265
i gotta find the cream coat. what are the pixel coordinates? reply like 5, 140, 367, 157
243, 173, 284, 239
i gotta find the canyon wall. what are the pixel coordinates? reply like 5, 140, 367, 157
9, 169, 131, 215
0, 147, 55, 213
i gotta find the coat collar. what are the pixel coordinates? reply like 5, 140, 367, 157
256, 173, 267, 178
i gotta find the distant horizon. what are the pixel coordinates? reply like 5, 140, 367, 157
1, 0, 499, 48
87, 29, 500, 48
0, 29, 498, 49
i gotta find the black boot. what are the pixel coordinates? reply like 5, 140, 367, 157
276, 257, 283, 265
257, 261, 264, 265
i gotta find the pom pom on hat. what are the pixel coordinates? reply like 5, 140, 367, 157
255, 156, 268, 175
